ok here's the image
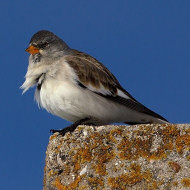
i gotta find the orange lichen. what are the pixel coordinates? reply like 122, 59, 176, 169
80, 147, 92, 162
108, 133, 117, 143
69, 176, 81, 189
54, 138, 64, 154
76, 126, 84, 132
108, 173, 143, 189
151, 181, 158, 189
74, 131, 116, 175
168, 161, 181, 173
149, 149, 167, 160
108, 164, 152, 189
52, 176, 82, 190
89, 132, 103, 149
88, 177, 104, 188
49, 133, 57, 141
52, 177, 66, 190
163, 141, 173, 151
117, 137, 134, 160
173, 181, 178, 186
78, 185, 87, 190
68, 130, 116, 176
117, 135, 167, 161
72, 146, 92, 172
74, 161, 81, 172
162, 125, 180, 137
181, 178, 190, 187
117, 125, 189, 161
108, 128, 123, 143
48, 169, 58, 177
93, 143, 116, 175
62, 164, 70, 175
186, 128, 190, 133
93, 163, 106, 176
147, 180, 164, 190
176, 134, 190, 154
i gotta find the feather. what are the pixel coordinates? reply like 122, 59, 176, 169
66, 50, 168, 122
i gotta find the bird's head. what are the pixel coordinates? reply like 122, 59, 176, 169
25, 30, 70, 57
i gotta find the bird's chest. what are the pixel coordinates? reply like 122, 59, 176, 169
35, 72, 84, 121
33, 60, 90, 121
34, 61, 74, 110
36, 76, 68, 110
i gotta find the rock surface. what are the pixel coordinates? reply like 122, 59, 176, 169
43, 124, 190, 190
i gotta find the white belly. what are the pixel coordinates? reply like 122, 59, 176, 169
35, 77, 137, 124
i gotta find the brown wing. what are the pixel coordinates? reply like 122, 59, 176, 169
65, 50, 168, 122
66, 50, 135, 98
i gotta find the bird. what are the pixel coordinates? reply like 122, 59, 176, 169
21, 30, 168, 135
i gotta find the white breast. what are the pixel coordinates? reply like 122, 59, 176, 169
36, 78, 85, 122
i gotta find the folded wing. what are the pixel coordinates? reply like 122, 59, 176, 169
66, 50, 168, 122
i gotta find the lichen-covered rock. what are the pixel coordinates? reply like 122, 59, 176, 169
43, 124, 190, 190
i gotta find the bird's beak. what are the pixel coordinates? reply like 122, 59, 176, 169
25, 45, 40, 55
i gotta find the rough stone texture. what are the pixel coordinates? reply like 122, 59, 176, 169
43, 124, 190, 190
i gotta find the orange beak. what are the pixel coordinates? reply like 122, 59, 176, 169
25, 45, 40, 55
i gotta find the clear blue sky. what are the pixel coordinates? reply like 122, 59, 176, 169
1, 1, 189, 189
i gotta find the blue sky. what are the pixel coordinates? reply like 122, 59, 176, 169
1, 1, 189, 189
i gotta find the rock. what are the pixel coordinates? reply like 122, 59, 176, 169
43, 124, 190, 190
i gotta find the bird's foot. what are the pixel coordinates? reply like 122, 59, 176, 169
50, 118, 90, 136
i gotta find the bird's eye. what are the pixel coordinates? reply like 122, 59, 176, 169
44, 42, 49, 47
43, 41, 49, 48
39, 41, 49, 49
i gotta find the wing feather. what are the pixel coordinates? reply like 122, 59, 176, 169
66, 50, 168, 122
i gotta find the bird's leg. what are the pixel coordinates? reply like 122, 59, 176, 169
50, 118, 91, 136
